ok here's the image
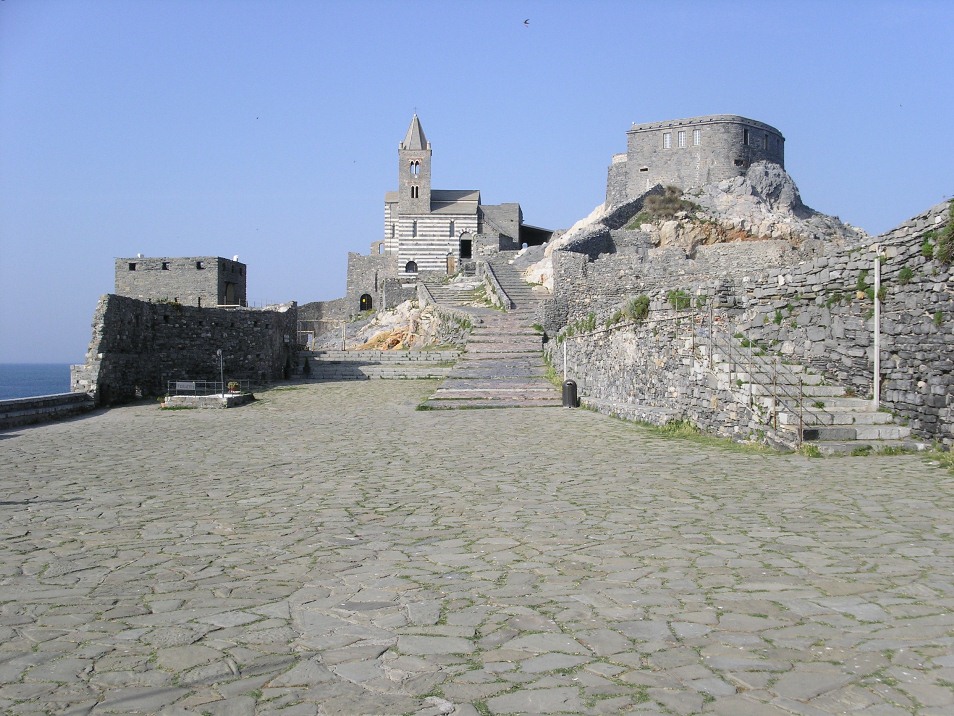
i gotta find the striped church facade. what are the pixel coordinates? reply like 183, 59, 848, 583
342, 114, 551, 316
395, 214, 479, 274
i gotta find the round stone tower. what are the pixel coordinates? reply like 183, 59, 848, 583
606, 115, 785, 207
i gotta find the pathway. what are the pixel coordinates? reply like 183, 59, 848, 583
422, 259, 562, 409
0, 381, 952, 714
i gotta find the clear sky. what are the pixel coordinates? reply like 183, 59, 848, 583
1, 0, 952, 363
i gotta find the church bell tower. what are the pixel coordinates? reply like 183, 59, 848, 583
398, 114, 432, 215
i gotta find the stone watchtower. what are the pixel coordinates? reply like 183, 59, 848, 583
398, 115, 432, 216
606, 114, 785, 207
114, 256, 247, 307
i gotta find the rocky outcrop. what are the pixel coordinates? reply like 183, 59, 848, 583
311, 300, 470, 351
524, 163, 866, 288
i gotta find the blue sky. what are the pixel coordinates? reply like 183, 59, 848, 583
1, 0, 952, 363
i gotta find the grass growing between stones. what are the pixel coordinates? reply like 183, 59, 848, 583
642, 419, 781, 455
927, 450, 954, 475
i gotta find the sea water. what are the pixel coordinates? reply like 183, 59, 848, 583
0, 364, 73, 400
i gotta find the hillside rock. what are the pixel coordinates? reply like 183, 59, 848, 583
523, 162, 868, 287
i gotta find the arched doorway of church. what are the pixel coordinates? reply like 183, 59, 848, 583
405, 260, 418, 273
359, 293, 373, 311
459, 235, 473, 260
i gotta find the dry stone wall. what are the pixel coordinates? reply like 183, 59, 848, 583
544, 201, 953, 445
71, 295, 297, 405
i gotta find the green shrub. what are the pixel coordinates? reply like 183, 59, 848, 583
605, 310, 624, 327
898, 265, 914, 285
626, 295, 651, 321
922, 233, 937, 259
856, 269, 870, 293
937, 200, 954, 264
934, 311, 944, 327
640, 186, 700, 221
773, 309, 783, 325
625, 211, 652, 230
666, 289, 691, 311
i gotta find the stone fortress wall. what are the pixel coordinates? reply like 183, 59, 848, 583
71, 295, 297, 405
607, 115, 785, 207
543, 201, 953, 446
114, 256, 248, 307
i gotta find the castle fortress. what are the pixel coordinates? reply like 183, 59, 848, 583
606, 114, 785, 206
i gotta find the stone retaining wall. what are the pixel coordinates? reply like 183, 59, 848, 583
0, 393, 95, 430
71, 295, 298, 405
544, 201, 953, 445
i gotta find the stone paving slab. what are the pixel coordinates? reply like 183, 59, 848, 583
1, 380, 953, 715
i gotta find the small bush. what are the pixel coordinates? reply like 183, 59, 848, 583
934, 311, 944, 327
773, 309, 783, 325
856, 269, 870, 293
605, 310, 624, 328
937, 200, 954, 264
922, 233, 937, 259
898, 265, 914, 285
626, 295, 651, 321
666, 289, 691, 311
825, 291, 844, 308
640, 186, 700, 221
625, 211, 652, 230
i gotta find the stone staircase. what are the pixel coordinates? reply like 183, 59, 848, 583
300, 349, 460, 381
420, 259, 562, 409
704, 335, 918, 453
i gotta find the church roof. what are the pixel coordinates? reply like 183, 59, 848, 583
432, 190, 479, 202
401, 114, 429, 151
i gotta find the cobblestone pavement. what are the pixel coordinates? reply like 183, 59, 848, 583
1, 380, 953, 715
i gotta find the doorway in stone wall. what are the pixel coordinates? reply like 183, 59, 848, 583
225, 282, 236, 305
360, 293, 373, 311
459, 237, 473, 260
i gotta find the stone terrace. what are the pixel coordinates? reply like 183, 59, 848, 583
1, 381, 953, 715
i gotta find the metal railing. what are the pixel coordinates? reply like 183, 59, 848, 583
558, 303, 842, 447
166, 379, 251, 397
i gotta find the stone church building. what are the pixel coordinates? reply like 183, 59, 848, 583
344, 115, 551, 314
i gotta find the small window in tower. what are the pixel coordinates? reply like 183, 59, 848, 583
693, 129, 701, 146
412, 220, 418, 237
449, 220, 455, 237
161, 262, 169, 270
663, 132, 672, 149
677, 131, 686, 148
128, 262, 136, 271
743, 128, 749, 145
763, 133, 769, 150
196, 261, 205, 269
410, 160, 420, 176
734, 159, 744, 167
639, 166, 649, 172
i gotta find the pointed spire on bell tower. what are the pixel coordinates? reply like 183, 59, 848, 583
398, 114, 432, 215
401, 114, 429, 151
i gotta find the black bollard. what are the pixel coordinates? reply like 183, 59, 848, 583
562, 380, 578, 408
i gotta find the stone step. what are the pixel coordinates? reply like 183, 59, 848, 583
777, 409, 896, 427
421, 398, 563, 409
742, 382, 846, 398
309, 350, 461, 362
735, 369, 824, 386
801, 424, 912, 441
809, 439, 933, 456
310, 366, 453, 380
